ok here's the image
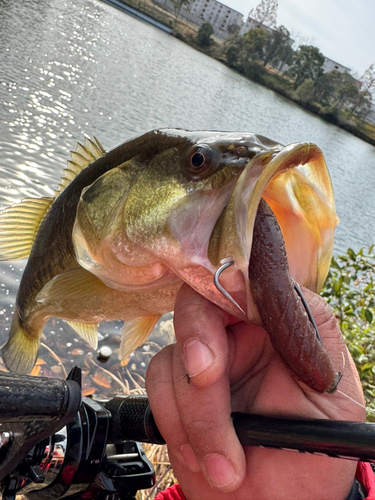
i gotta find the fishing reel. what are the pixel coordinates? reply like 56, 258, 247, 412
3, 366, 375, 500
0, 367, 163, 500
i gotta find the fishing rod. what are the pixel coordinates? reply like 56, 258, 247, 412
1, 367, 375, 500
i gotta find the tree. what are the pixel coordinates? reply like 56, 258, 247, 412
196, 22, 214, 48
227, 23, 241, 35
334, 81, 360, 109
248, 0, 278, 28
294, 79, 315, 103
262, 25, 291, 67
288, 44, 324, 90
360, 63, 375, 97
241, 27, 268, 62
351, 90, 372, 121
314, 70, 360, 112
171, 0, 191, 20
223, 33, 243, 68
314, 70, 345, 105
343, 65, 374, 120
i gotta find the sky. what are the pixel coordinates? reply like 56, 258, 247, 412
223, 0, 374, 76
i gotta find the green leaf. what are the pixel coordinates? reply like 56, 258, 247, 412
365, 309, 373, 323
347, 248, 356, 260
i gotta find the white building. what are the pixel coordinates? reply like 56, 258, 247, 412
154, 0, 243, 39
239, 17, 273, 36
323, 57, 351, 75
189, 0, 243, 32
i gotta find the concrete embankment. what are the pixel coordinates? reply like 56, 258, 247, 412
101, 0, 173, 34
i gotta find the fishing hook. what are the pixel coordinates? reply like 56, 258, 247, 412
213, 261, 246, 316
213, 263, 323, 345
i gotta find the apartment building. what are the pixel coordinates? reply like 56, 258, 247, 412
154, 0, 243, 39
189, 0, 243, 32
322, 57, 351, 75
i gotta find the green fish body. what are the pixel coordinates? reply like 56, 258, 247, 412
0, 129, 338, 376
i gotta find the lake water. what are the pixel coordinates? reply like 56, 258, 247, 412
0, 0, 375, 391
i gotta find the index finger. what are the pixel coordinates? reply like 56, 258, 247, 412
172, 284, 246, 492
173, 283, 232, 387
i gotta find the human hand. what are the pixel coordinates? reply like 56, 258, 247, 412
146, 284, 366, 500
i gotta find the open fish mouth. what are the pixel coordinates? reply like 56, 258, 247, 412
220, 142, 339, 392
195, 141, 339, 321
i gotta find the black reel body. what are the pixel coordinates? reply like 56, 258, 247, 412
0, 369, 156, 500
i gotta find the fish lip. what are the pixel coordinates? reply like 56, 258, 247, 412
211, 142, 339, 322
234, 141, 333, 263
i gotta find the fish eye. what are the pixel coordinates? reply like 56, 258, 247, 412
186, 146, 215, 179
191, 151, 205, 168
236, 145, 248, 155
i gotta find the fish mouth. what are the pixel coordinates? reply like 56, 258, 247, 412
207, 142, 339, 322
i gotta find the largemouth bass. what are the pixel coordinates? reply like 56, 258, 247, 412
0, 129, 339, 391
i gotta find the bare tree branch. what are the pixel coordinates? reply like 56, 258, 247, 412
248, 0, 278, 28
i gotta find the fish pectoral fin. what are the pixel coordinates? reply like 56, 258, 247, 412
36, 267, 108, 302
66, 321, 99, 349
120, 315, 161, 363
0, 197, 53, 260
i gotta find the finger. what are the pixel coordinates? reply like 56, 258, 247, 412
172, 341, 246, 492
173, 283, 232, 388
145, 345, 196, 469
303, 289, 357, 377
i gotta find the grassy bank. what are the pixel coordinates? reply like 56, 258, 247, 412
225, 60, 375, 146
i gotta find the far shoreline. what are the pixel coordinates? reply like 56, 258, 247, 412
100, 0, 375, 148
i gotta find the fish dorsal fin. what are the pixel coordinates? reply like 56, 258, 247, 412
54, 136, 105, 196
0, 136, 105, 261
0, 197, 53, 260
66, 321, 99, 349
120, 315, 161, 363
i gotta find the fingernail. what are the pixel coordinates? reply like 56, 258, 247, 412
203, 453, 237, 488
184, 339, 215, 377
180, 444, 200, 472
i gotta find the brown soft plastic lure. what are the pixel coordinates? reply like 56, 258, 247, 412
249, 199, 336, 393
